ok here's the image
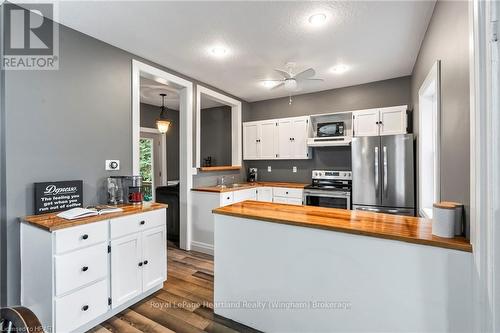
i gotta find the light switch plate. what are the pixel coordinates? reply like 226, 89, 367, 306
293, 166, 297, 173
267, 166, 272, 172
106, 160, 120, 171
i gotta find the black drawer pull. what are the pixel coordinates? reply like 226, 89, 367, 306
82, 234, 89, 240
143, 260, 148, 265
140, 220, 145, 225
138, 262, 143, 267
82, 305, 89, 311
82, 266, 88, 272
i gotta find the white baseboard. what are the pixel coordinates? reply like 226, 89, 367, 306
190, 240, 214, 255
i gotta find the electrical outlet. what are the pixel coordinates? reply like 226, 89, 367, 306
293, 166, 297, 173
267, 166, 272, 172
105, 160, 120, 171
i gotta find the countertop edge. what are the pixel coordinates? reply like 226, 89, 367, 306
192, 182, 308, 193
212, 207, 472, 253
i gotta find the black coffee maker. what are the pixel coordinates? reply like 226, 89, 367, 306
247, 168, 257, 183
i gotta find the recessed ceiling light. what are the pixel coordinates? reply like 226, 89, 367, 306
308, 13, 327, 26
330, 64, 349, 74
209, 46, 228, 58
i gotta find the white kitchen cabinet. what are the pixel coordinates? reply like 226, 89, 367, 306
20, 207, 167, 333
233, 187, 257, 202
272, 187, 303, 205
353, 105, 407, 137
243, 116, 311, 160
256, 187, 273, 202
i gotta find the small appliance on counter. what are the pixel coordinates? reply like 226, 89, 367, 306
247, 168, 258, 183
107, 175, 143, 205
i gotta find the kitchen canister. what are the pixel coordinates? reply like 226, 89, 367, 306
432, 202, 456, 238
440, 201, 464, 236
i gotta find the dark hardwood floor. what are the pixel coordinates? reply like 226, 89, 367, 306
88, 245, 260, 333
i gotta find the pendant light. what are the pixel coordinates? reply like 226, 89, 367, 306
156, 93, 172, 134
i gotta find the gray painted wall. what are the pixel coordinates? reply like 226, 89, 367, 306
140, 103, 180, 180
410, 1, 470, 214
201, 106, 232, 167
2, 14, 245, 304
244, 77, 412, 182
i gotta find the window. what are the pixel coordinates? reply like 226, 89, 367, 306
418, 61, 441, 218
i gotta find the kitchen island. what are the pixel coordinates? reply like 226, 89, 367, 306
213, 201, 472, 332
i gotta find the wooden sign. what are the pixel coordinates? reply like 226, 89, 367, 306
34, 180, 83, 215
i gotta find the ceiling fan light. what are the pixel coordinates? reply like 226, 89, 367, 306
330, 64, 349, 74
284, 79, 297, 91
308, 13, 327, 26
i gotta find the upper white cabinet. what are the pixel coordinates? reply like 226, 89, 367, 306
353, 105, 408, 137
243, 116, 311, 160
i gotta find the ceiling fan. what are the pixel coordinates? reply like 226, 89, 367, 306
264, 62, 324, 92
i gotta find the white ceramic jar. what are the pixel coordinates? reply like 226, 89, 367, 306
432, 202, 456, 238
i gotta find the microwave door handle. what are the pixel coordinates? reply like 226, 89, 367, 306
374, 147, 379, 193
383, 146, 388, 197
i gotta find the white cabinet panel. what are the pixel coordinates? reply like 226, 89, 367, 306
259, 121, 277, 159
379, 106, 407, 136
110, 209, 164, 239
54, 221, 108, 254
277, 119, 293, 159
256, 187, 273, 202
353, 109, 380, 137
55, 279, 109, 333
272, 196, 289, 204
54, 243, 108, 296
220, 192, 234, 206
233, 188, 257, 203
110, 233, 142, 308
292, 118, 309, 158
142, 226, 167, 291
286, 198, 303, 205
272, 187, 303, 199
243, 123, 259, 160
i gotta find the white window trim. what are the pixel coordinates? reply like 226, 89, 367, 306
195, 85, 242, 168
417, 60, 441, 218
140, 127, 167, 188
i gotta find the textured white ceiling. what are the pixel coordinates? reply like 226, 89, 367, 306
37, 1, 435, 102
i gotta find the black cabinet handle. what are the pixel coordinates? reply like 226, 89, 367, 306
82, 305, 89, 311
82, 234, 88, 240
143, 260, 148, 265
227, 196, 230, 200
82, 266, 88, 272
138, 262, 143, 267
140, 220, 145, 225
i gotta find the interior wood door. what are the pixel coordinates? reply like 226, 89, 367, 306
277, 119, 293, 159
141, 226, 167, 291
291, 117, 309, 158
379, 106, 407, 136
259, 121, 277, 159
243, 123, 259, 160
353, 110, 380, 137
110, 233, 142, 308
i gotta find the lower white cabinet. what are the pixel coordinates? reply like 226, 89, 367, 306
256, 187, 273, 202
273, 187, 304, 205
20, 207, 167, 333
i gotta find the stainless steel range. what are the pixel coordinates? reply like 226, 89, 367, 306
303, 170, 352, 209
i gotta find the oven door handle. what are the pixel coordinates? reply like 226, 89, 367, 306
303, 192, 351, 199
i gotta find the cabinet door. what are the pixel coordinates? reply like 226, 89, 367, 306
256, 187, 273, 202
110, 233, 142, 308
291, 117, 309, 158
142, 226, 167, 291
277, 119, 293, 159
259, 121, 277, 159
233, 188, 257, 203
353, 110, 380, 137
286, 198, 303, 205
243, 123, 259, 160
379, 106, 407, 136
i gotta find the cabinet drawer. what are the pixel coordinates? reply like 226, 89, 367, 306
55, 279, 108, 333
220, 192, 234, 206
54, 243, 108, 296
110, 209, 165, 239
54, 221, 108, 254
287, 198, 303, 205
272, 187, 303, 199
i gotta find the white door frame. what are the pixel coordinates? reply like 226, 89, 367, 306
140, 127, 167, 187
470, 1, 499, 331
132, 60, 194, 250
195, 85, 242, 168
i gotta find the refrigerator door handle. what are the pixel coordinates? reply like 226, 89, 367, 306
383, 146, 388, 197
374, 146, 379, 193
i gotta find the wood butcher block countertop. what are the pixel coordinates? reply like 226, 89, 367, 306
213, 201, 472, 252
22, 203, 168, 232
192, 181, 308, 193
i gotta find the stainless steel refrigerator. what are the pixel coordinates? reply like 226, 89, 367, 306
351, 134, 415, 216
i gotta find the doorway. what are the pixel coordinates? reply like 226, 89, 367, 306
139, 130, 165, 202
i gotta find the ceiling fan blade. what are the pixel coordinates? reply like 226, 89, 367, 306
294, 68, 315, 80
274, 69, 292, 79
305, 78, 324, 82
271, 82, 285, 90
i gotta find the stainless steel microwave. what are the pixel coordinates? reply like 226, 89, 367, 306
317, 121, 345, 137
